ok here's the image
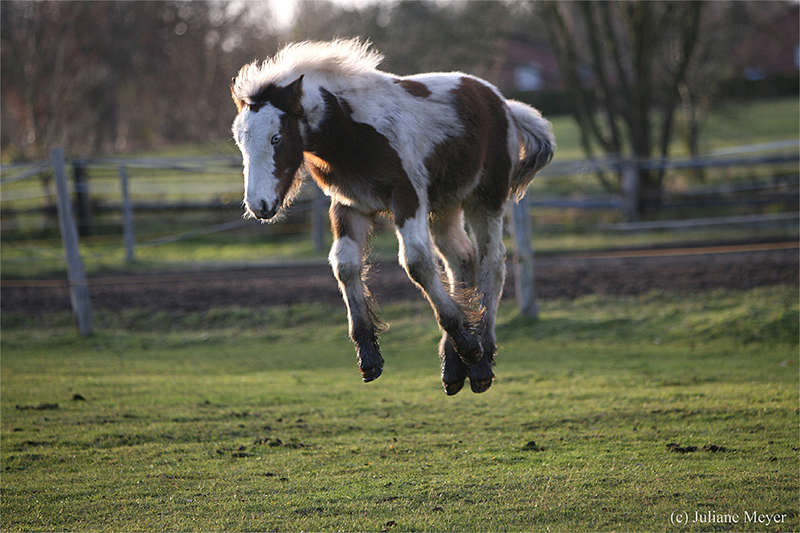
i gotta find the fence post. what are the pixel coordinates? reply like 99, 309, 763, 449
118, 165, 136, 262
72, 159, 92, 235
622, 159, 640, 222
51, 147, 94, 337
312, 184, 328, 254
510, 195, 538, 318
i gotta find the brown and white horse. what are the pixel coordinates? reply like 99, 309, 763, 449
231, 39, 554, 395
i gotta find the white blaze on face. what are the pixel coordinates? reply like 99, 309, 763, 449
232, 105, 283, 219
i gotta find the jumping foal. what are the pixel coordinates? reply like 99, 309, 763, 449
231, 39, 555, 394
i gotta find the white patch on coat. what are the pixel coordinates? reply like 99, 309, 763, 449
232, 104, 284, 218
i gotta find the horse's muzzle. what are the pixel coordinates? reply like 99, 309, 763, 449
248, 199, 279, 220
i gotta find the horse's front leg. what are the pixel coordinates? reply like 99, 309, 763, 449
395, 212, 482, 368
329, 202, 384, 382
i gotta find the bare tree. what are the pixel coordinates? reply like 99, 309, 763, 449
1, 1, 277, 160
285, 0, 517, 77
541, 0, 704, 214
0, 0, 527, 160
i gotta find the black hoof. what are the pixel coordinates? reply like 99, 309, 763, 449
469, 377, 492, 393
440, 335, 469, 395
360, 365, 383, 383
468, 351, 495, 393
443, 379, 465, 395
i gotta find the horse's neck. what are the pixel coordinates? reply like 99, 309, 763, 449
301, 72, 387, 133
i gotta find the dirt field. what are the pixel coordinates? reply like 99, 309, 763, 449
2, 241, 797, 314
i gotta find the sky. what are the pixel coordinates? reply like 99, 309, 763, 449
266, 0, 385, 30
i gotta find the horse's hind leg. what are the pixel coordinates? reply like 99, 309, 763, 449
430, 209, 478, 395
464, 209, 506, 393
329, 202, 384, 382
395, 211, 483, 371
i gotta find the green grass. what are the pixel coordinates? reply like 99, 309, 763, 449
547, 97, 799, 160
702, 99, 800, 151
2, 287, 798, 531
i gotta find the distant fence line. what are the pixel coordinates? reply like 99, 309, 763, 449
1, 141, 797, 256
533, 140, 799, 222
3, 140, 798, 228
1, 141, 797, 334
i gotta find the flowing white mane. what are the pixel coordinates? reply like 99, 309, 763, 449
232, 38, 384, 103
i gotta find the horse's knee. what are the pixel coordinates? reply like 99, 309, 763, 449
329, 237, 361, 286
399, 241, 436, 287
333, 261, 360, 286
405, 257, 436, 288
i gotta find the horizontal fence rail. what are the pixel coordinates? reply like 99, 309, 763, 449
2, 141, 797, 332
2, 140, 797, 250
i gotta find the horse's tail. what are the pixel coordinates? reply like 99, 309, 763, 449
506, 100, 555, 200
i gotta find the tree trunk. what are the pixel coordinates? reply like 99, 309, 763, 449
541, 0, 707, 219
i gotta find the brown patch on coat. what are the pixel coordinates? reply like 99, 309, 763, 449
273, 113, 305, 206
305, 87, 420, 227
425, 77, 512, 214
329, 201, 360, 240
329, 203, 347, 240
395, 78, 432, 98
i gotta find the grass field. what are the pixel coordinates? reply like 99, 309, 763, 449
2, 286, 798, 531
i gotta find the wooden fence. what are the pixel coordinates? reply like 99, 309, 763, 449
1, 141, 797, 333
3, 142, 797, 240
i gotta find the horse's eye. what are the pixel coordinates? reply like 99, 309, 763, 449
271, 134, 282, 146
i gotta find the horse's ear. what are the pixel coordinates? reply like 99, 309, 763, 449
231, 79, 246, 113
282, 75, 305, 117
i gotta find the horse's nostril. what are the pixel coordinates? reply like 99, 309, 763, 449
250, 199, 277, 220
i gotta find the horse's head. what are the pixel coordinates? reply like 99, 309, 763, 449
231, 75, 305, 221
